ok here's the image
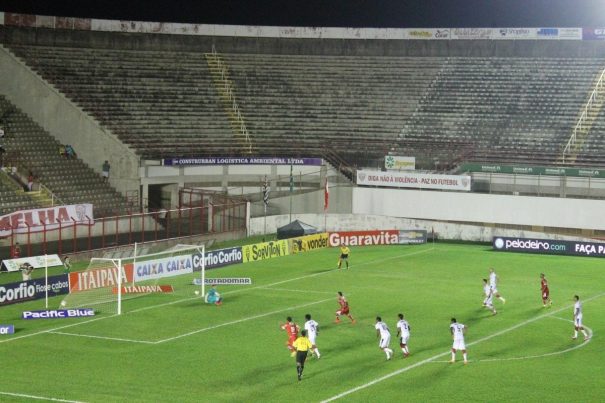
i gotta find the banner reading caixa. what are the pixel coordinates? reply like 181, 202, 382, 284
289, 233, 329, 254
242, 240, 289, 263
0, 274, 69, 306
493, 236, 605, 258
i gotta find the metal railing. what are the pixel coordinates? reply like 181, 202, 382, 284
205, 48, 253, 153
562, 68, 605, 162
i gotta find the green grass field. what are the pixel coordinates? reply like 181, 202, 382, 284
1, 242, 604, 402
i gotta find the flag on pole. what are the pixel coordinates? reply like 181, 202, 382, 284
324, 179, 329, 211
262, 178, 269, 213
289, 164, 294, 192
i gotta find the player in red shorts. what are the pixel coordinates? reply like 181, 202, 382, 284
540, 273, 552, 308
281, 316, 300, 356
335, 291, 355, 324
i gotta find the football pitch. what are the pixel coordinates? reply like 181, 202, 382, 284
1, 241, 604, 402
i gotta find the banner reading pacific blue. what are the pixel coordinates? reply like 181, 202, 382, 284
163, 157, 322, 166
242, 240, 289, 263
0, 274, 70, 306
493, 236, 605, 258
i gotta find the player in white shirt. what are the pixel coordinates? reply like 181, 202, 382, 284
572, 295, 589, 341
450, 318, 468, 364
304, 314, 321, 358
396, 313, 411, 358
375, 316, 394, 360
482, 279, 497, 315
489, 268, 506, 304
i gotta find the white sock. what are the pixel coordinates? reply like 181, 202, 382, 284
581, 330, 588, 337
451, 352, 456, 361
463, 353, 468, 362
315, 348, 321, 357
574, 330, 578, 337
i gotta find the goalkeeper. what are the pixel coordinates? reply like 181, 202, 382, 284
205, 285, 223, 306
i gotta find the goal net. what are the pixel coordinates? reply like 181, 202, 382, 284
60, 243, 205, 315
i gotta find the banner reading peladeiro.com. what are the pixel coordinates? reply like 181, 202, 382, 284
493, 236, 605, 258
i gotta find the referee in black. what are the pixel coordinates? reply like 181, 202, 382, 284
293, 330, 313, 381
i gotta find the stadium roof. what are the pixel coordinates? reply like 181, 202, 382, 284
1, 0, 605, 29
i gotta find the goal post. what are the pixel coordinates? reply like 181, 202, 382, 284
60, 258, 123, 315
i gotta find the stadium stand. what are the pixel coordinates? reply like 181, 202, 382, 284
0, 94, 133, 217
396, 57, 605, 168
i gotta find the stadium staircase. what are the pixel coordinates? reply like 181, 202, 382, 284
560, 67, 605, 165
205, 47, 254, 154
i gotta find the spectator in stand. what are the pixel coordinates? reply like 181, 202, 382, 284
59, 144, 66, 158
63, 256, 71, 274
65, 145, 75, 159
0, 125, 5, 139
102, 160, 110, 183
12, 242, 21, 259
27, 171, 34, 191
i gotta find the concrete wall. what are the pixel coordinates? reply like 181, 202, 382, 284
0, 45, 140, 195
250, 213, 592, 243
4, 26, 605, 58
352, 187, 605, 231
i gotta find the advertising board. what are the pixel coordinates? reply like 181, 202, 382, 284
0, 274, 69, 306
242, 240, 289, 263
493, 236, 605, 258
357, 170, 471, 191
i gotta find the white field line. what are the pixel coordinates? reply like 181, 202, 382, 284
0, 391, 86, 403
154, 297, 334, 344
430, 316, 593, 363
48, 331, 156, 345
257, 287, 335, 295
0, 247, 432, 345
0, 316, 113, 345
321, 292, 605, 403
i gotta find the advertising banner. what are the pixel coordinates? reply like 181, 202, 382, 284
328, 230, 400, 246
536, 28, 559, 39
385, 156, 415, 171
405, 28, 449, 40
459, 163, 605, 178
356, 170, 471, 191
69, 265, 134, 292
132, 255, 194, 282
192, 247, 243, 271
290, 233, 329, 254
398, 230, 428, 244
0, 274, 69, 306
2, 254, 63, 272
493, 236, 605, 258
202, 278, 252, 285
0, 325, 15, 335
0, 204, 94, 237
163, 157, 322, 166
22, 308, 95, 319
494, 28, 536, 40
558, 28, 582, 40
242, 240, 289, 263
113, 285, 174, 294
451, 28, 495, 40
583, 28, 605, 40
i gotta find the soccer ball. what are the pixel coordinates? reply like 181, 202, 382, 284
194, 290, 200, 296
60, 300, 67, 307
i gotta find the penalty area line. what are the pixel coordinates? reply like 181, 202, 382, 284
48, 331, 156, 345
154, 296, 333, 344
0, 391, 86, 403
321, 292, 605, 403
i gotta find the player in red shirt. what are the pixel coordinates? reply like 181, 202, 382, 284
335, 291, 355, 324
281, 316, 300, 356
11, 242, 21, 259
540, 273, 552, 307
